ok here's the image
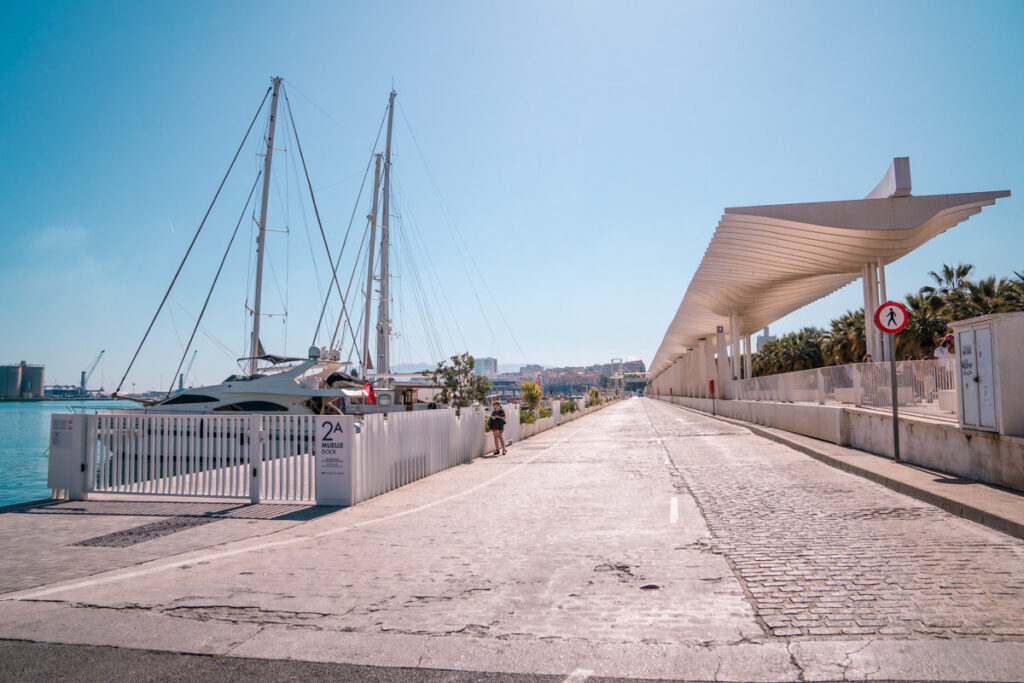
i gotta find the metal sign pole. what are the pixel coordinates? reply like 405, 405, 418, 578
889, 334, 900, 463
875, 300, 908, 465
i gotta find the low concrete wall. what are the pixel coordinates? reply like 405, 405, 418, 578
652, 395, 1024, 492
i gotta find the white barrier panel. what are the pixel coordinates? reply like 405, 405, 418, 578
93, 413, 254, 499
728, 359, 958, 421
65, 399, 615, 505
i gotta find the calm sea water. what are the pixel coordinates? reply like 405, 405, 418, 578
0, 400, 131, 506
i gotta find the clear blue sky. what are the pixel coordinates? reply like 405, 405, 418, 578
1, 1, 1021, 391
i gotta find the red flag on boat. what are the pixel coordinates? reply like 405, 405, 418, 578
364, 381, 377, 404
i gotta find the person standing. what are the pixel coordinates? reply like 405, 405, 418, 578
489, 401, 507, 455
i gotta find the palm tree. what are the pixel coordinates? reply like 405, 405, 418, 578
900, 292, 947, 358
997, 271, 1024, 312
944, 275, 1006, 320
921, 263, 974, 299
752, 327, 825, 375
823, 309, 865, 364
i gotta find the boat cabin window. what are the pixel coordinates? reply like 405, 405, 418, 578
160, 394, 217, 405
214, 401, 288, 412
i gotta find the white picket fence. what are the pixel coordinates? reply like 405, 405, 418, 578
92, 412, 316, 502
67, 399, 610, 506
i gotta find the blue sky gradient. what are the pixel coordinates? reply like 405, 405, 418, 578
1, 1, 1021, 390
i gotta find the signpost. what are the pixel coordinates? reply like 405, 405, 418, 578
316, 416, 354, 506
874, 301, 909, 463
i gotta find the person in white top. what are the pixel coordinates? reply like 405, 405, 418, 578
934, 334, 955, 359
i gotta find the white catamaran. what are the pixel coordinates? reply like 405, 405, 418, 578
115, 79, 435, 415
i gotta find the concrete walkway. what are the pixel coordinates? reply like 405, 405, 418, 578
1, 398, 1022, 681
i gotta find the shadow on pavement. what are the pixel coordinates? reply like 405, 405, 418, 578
7, 500, 337, 522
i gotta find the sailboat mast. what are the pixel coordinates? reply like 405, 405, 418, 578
376, 90, 396, 380
249, 76, 283, 376
362, 153, 382, 376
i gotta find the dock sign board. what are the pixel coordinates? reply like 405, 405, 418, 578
874, 301, 909, 334
315, 416, 354, 506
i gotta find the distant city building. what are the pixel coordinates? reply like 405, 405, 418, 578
0, 361, 45, 399
756, 326, 777, 352
490, 376, 521, 399
519, 364, 543, 375
474, 357, 498, 377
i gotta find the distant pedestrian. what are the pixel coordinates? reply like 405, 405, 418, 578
489, 401, 507, 455
934, 335, 954, 359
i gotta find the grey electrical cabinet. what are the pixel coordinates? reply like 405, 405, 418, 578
951, 312, 1024, 436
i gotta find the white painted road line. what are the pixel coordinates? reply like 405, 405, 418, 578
563, 668, 593, 682
670, 496, 679, 524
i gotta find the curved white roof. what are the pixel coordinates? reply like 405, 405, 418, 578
649, 160, 1009, 377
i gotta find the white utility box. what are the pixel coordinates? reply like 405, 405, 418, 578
47, 413, 93, 499
950, 312, 1024, 436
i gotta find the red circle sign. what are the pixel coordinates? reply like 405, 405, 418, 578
874, 301, 909, 334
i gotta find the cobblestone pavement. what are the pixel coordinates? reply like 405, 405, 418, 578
642, 398, 1024, 641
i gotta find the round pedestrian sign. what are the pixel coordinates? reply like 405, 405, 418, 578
874, 301, 909, 334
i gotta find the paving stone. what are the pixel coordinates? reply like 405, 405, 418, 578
647, 399, 1024, 641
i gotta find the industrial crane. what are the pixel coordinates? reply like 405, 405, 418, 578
80, 349, 105, 396
178, 350, 198, 392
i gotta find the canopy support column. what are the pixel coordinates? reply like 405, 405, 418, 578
728, 312, 739, 380
877, 257, 889, 361
744, 335, 753, 378
863, 263, 881, 361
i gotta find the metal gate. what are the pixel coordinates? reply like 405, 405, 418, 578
91, 413, 316, 502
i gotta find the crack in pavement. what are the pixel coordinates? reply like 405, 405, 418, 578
840, 639, 873, 680
786, 641, 806, 682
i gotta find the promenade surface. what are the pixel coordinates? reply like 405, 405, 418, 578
1, 398, 1023, 682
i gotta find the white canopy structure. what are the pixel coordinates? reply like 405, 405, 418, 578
649, 158, 1009, 380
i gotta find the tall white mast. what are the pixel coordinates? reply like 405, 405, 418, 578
249, 76, 283, 375
362, 153, 382, 375
375, 90, 396, 379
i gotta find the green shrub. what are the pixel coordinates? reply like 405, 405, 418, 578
519, 410, 536, 424
538, 407, 552, 419
560, 400, 578, 414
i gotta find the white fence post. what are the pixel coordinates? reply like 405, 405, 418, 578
249, 415, 261, 504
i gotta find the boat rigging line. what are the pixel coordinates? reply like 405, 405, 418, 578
308, 90, 388, 352
164, 171, 263, 397
397, 101, 529, 363
281, 85, 362, 355
115, 85, 272, 395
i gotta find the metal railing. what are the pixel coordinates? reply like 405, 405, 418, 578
730, 359, 958, 420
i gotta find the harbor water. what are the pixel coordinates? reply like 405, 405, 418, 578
0, 400, 130, 506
